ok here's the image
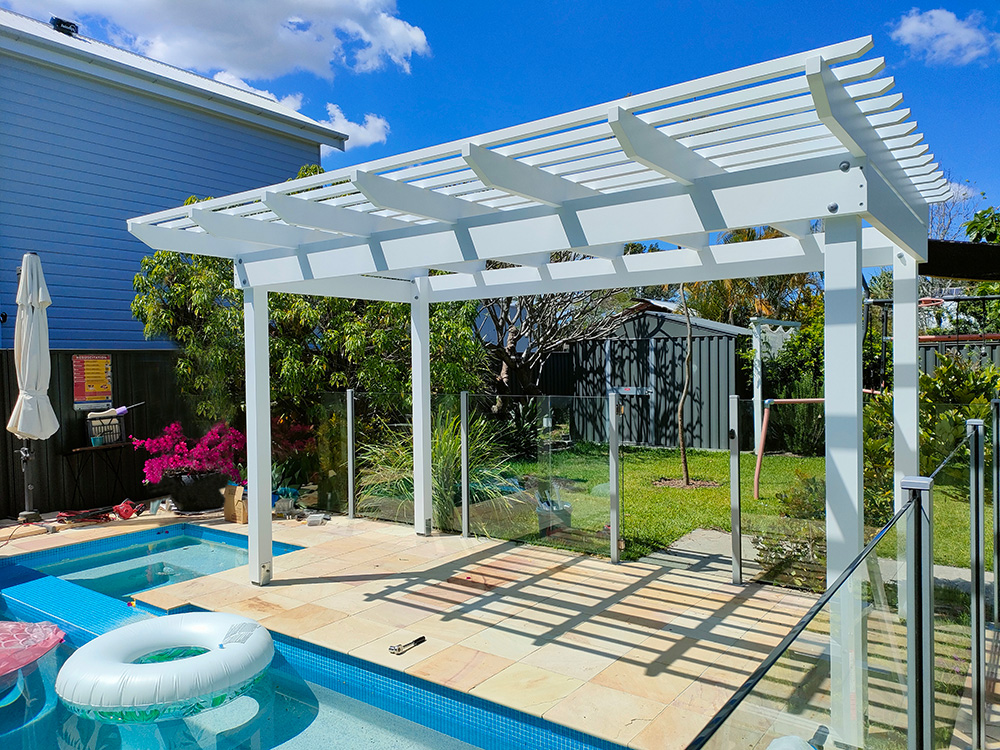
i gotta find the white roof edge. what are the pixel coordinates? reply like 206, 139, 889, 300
0, 9, 347, 147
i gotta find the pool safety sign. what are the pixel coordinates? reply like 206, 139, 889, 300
73, 354, 112, 410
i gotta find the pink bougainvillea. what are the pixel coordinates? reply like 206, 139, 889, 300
132, 422, 246, 484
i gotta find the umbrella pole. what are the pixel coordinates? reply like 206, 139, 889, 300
18, 439, 40, 523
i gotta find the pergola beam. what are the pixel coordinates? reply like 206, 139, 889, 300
235, 154, 869, 288
462, 143, 598, 206
608, 107, 723, 185
263, 190, 409, 237
806, 56, 926, 213
351, 169, 496, 223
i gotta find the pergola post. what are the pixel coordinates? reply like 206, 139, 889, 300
824, 214, 865, 745
244, 286, 273, 585
411, 280, 433, 536
893, 252, 920, 510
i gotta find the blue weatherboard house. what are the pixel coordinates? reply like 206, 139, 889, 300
0, 9, 347, 515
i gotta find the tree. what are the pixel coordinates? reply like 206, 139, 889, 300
477, 245, 646, 396
131, 170, 487, 428
964, 207, 1000, 244
930, 172, 985, 240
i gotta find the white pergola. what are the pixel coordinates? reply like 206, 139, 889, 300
130, 38, 943, 737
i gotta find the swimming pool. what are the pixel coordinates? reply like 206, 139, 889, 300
0, 525, 628, 750
3, 524, 300, 601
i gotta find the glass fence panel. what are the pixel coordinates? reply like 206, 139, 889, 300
692, 505, 911, 749
353, 391, 414, 526
928, 429, 975, 749
429, 393, 463, 534
270, 391, 349, 515
466, 394, 611, 556
741, 399, 828, 592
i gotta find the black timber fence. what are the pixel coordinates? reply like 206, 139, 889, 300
0, 349, 193, 519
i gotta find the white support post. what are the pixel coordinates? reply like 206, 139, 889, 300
411, 280, 433, 536
243, 286, 273, 586
346, 388, 355, 519
824, 215, 865, 747
751, 318, 763, 454
893, 252, 920, 512
609, 392, 621, 564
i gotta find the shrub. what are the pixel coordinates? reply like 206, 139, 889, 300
357, 408, 515, 533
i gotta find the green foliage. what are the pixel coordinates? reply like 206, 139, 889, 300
919, 350, 1000, 478
767, 373, 825, 456
131, 169, 487, 426
964, 206, 1000, 244
357, 408, 514, 533
750, 470, 827, 590
864, 350, 1000, 513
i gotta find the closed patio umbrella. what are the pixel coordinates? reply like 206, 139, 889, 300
6, 253, 59, 519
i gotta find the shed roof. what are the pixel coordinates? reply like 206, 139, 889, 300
129, 37, 944, 303
0, 9, 347, 148
624, 301, 752, 337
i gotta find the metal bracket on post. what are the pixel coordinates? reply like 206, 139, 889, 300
969, 419, 987, 749
902, 475, 934, 750
347, 389, 355, 519
729, 395, 742, 584
461, 391, 470, 538
609, 392, 620, 564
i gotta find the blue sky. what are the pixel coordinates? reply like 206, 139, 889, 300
6, 0, 999, 218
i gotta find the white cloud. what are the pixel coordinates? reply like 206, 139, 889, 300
212, 71, 303, 111
890, 8, 1000, 65
211, 73, 390, 151
4, 0, 429, 80
947, 180, 980, 201
320, 104, 389, 152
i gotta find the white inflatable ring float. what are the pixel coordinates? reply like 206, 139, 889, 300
55, 613, 273, 724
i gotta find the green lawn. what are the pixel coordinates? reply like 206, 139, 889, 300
503, 444, 989, 573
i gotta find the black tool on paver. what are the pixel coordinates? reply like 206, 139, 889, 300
388, 636, 426, 655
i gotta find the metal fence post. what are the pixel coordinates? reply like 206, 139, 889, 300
992, 398, 999, 624
969, 419, 987, 749
728, 396, 742, 584
902, 476, 934, 750
346, 388, 355, 519
461, 391, 470, 539
609, 392, 620, 564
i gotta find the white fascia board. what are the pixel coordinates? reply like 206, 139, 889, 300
806, 56, 926, 217
862, 165, 928, 260
263, 191, 409, 237
230, 154, 870, 288
461, 143, 597, 206
0, 30, 346, 148
127, 221, 250, 259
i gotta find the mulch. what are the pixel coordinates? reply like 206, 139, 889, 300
652, 477, 720, 489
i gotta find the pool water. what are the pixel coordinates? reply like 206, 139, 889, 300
32, 535, 250, 600
0, 628, 478, 750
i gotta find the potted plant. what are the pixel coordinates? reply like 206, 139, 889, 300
133, 422, 246, 512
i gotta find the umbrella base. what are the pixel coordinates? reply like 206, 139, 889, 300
17, 511, 41, 524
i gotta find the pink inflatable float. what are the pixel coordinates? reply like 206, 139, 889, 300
0, 621, 64, 695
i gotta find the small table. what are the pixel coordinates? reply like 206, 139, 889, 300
64, 442, 131, 506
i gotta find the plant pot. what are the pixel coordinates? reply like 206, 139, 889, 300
162, 472, 228, 512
